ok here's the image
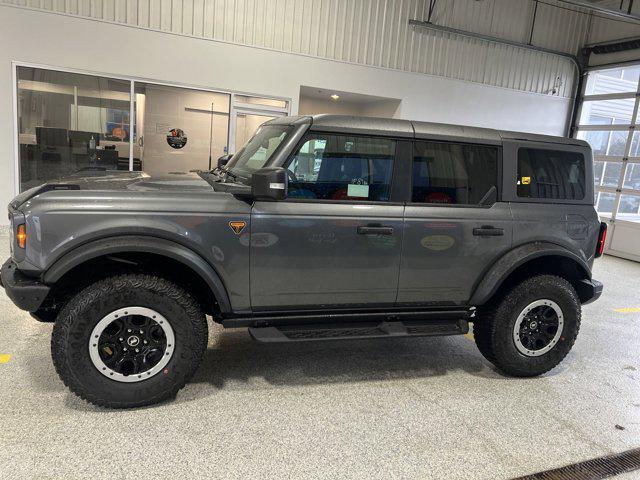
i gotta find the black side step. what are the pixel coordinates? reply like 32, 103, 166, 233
223, 308, 471, 328
248, 319, 468, 343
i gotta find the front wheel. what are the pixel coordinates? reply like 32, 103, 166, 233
473, 275, 581, 377
52, 274, 208, 408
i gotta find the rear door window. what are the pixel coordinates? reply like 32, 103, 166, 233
411, 141, 498, 205
517, 148, 585, 200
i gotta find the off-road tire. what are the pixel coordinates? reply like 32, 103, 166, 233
473, 274, 581, 377
51, 274, 208, 408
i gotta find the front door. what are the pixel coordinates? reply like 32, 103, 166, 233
250, 132, 404, 310
398, 139, 512, 305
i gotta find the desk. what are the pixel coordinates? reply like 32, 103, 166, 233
19, 133, 141, 158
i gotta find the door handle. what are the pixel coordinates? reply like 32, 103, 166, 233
473, 225, 504, 237
357, 225, 394, 236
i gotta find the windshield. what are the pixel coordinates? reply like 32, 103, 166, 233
225, 124, 292, 184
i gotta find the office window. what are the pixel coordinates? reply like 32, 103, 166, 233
412, 141, 498, 205
286, 134, 395, 201
15, 66, 290, 192
16, 66, 131, 191
132, 82, 230, 176
517, 148, 585, 200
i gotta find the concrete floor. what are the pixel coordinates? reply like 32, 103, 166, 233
0, 235, 639, 480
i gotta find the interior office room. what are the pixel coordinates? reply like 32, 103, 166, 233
1, 1, 640, 479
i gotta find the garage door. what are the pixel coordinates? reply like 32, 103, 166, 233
575, 64, 640, 262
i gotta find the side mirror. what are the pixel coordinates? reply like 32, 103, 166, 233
251, 167, 288, 201
217, 154, 232, 168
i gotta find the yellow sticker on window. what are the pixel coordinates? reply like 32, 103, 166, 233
521, 176, 531, 185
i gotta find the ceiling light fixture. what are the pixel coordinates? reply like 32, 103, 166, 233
330, 94, 340, 101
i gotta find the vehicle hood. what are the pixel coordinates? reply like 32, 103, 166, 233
10, 171, 214, 210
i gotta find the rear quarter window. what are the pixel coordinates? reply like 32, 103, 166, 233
517, 148, 585, 200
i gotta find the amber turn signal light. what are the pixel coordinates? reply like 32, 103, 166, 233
16, 224, 27, 249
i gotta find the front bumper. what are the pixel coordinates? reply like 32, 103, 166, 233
1, 258, 50, 312
577, 278, 603, 305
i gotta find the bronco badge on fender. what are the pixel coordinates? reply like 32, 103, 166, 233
229, 221, 246, 235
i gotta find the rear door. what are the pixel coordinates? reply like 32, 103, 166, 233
250, 133, 406, 310
398, 139, 513, 305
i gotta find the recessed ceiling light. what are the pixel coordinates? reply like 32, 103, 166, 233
330, 94, 340, 101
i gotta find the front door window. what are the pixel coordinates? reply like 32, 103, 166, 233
286, 134, 396, 202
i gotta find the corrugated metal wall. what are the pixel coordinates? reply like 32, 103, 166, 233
587, 13, 640, 44
2, 0, 594, 98
428, 0, 591, 54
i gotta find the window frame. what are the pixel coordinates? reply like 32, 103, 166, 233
407, 139, 502, 209
225, 124, 294, 185
502, 140, 593, 205
280, 131, 407, 205
515, 147, 587, 201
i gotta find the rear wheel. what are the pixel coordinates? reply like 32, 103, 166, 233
473, 275, 581, 377
52, 274, 208, 408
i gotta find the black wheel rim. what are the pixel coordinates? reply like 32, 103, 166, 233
513, 299, 564, 357
89, 307, 175, 382
98, 315, 167, 376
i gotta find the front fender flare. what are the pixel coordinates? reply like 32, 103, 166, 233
42, 235, 232, 313
469, 242, 591, 306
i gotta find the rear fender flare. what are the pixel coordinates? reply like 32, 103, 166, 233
469, 242, 591, 306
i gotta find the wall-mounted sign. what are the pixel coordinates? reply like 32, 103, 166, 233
167, 128, 187, 149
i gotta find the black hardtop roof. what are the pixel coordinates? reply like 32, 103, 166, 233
266, 114, 588, 148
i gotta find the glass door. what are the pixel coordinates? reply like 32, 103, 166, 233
575, 64, 640, 261
229, 94, 289, 154
234, 110, 285, 152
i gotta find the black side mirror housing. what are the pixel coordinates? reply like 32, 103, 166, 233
251, 167, 288, 201
217, 154, 232, 168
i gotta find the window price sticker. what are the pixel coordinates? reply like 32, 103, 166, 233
347, 184, 369, 198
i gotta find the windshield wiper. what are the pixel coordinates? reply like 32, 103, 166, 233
223, 169, 238, 181
197, 171, 224, 185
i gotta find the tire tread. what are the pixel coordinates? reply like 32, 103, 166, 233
473, 274, 581, 377
51, 274, 207, 408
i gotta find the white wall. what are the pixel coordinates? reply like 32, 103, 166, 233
299, 97, 368, 116
298, 96, 401, 118
0, 6, 572, 224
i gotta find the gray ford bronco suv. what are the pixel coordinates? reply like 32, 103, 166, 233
2, 115, 605, 408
